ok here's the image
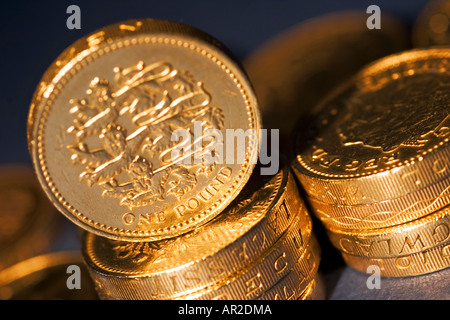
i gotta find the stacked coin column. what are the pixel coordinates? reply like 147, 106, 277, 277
83, 166, 323, 300
26, 18, 322, 300
291, 48, 450, 278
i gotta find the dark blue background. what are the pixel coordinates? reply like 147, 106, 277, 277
0, 0, 429, 164
3, 0, 449, 301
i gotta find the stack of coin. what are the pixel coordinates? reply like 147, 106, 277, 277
26, 18, 321, 300
291, 47, 450, 277
82, 166, 322, 300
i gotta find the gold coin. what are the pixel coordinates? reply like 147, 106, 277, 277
326, 204, 450, 258
292, 48, 450, 228
177, 213, 316, 300
413, 0, 450, 47
0, 251, 98, 300
342, 242, 450, 277
244, 10, 409, 138
257, 235, 321, 301
27, 19, 261, 241
0, 164, 62, 271
83, 167, 310, 299
308, 173, 450, 229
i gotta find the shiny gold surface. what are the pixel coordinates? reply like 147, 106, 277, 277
178, 224, 318, 300
257, 235, 321, 300
342, 242, 450, 277
326, 204, 450, 258
244, 11, 409, 138
83, 167, 316, 299
10, 4, 449, 300
291, 46, 450, 278
293, 48, 450, 229
309, 176, 450, 230
27, 19, 261, 241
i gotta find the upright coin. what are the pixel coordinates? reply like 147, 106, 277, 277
244, 11, 409, 138
292, 48, 450, 228
27, 19, 261, 241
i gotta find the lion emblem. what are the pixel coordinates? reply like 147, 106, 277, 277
66, 61, 224, 209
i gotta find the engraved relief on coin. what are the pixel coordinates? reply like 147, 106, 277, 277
82, 169, 314, 299
297, 54, 450, 178
96, 172, 279, 273
28, 20, 260, 241
66, 61, 223, 210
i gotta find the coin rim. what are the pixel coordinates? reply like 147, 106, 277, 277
28, 19, 261, 241
326, 205, 450, 258
292, 48, 450, 206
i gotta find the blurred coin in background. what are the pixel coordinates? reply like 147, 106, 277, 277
0, 251, 98, 300
244, 11, 410, 141
413, 0, 450, 47
0, 164, 63, 271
